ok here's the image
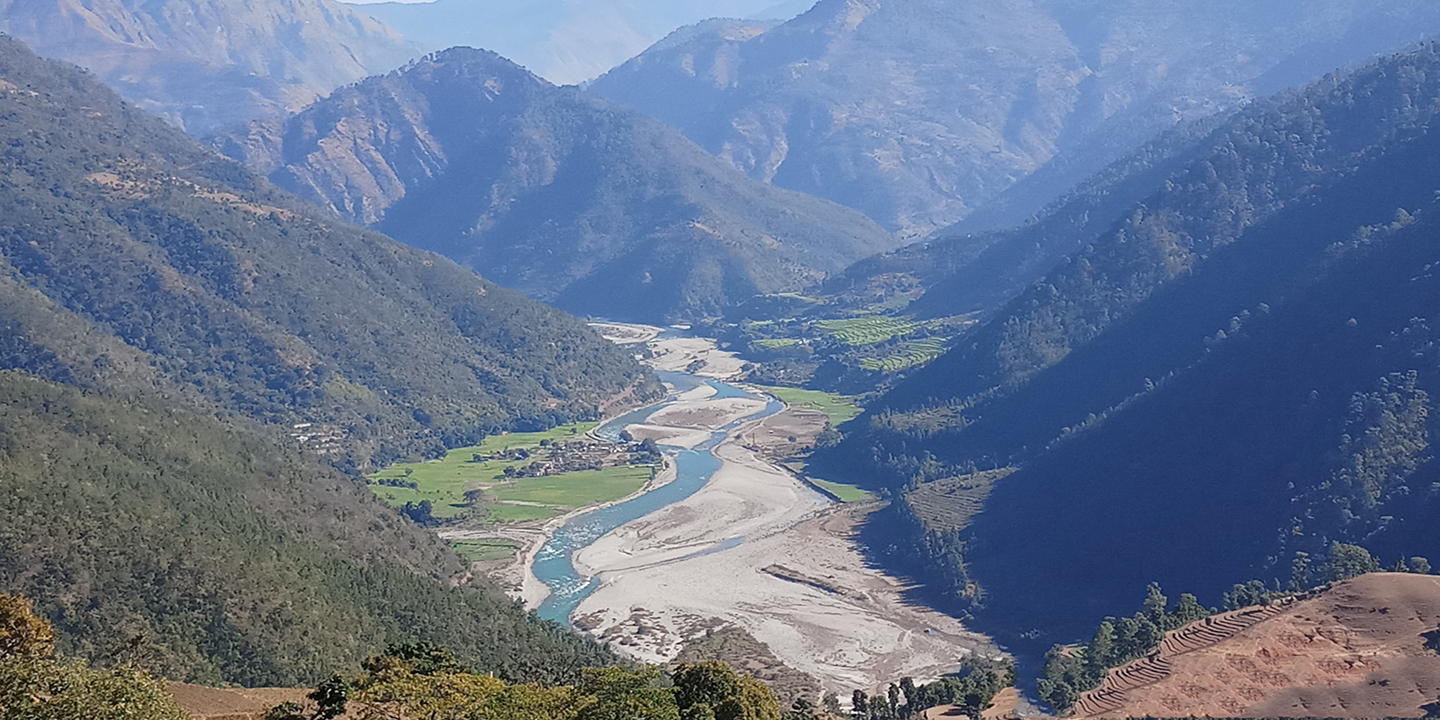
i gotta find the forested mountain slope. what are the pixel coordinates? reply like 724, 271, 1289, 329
591, 0, 1440, 236
0, 0, 421, 133
0, 370, 615, 687
0, 36, 657, 470
212, 47, 895, 323
818, 44, 1440, 641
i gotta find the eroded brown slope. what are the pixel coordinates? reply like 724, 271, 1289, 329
1075, 573, 1440, 718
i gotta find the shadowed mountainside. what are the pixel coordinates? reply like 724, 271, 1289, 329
819, 42, 1440, 643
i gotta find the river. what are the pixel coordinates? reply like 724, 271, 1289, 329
532, 370, 783, 623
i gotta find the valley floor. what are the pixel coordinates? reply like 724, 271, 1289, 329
532, 326, 1001, 695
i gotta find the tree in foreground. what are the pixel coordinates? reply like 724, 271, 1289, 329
577, 666, 680, 720
672, 662, 782, 720
278, 643, 721, 720
0, 594, 186, 720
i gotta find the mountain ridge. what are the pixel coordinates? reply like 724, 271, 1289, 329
0, 35, 658, 470
591, 0, 1440, 236
348, 0, 807, 85
212, 47, 899, 323
0, 0, 423, 132
819, 41, 1440, 643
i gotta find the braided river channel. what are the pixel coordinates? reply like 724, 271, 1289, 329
532, 370, 783, 624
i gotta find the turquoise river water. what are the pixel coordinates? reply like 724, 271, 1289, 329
533, 370, 782, 624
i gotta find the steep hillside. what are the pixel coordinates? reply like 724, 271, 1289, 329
818, 111, 1234, 321
1072, 574, 1440, 719
591, 0, 1440, 236
350, 0, 803, 85
819, 43, 1440, 640
212, 48, 896, 323
0, 370, 616, 687
0, 36, 657, 470
0, 0, 423, 133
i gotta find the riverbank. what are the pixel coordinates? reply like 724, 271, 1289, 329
490, 341, 752, 610
458, 453, 680, 609
517, 326, 1001, 696
648, 336, 748, 380
570, 407, 998, 695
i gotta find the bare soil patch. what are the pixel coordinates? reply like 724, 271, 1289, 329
1074, 573, 1440, 718
168, 684, 313, 720
738, 406, 829, 461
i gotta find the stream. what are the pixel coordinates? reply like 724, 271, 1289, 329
532, 370, 783, 624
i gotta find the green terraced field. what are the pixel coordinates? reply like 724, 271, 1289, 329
449, 537, 521, 562
754, 338, 800, 349
816, 316, 917, 345
490, 466, 653, 507
809, 478, 873, 502
483, 504, 560, 523
860, 338, 947, 372
770, 292, 825, 304
755, 385, 862, 426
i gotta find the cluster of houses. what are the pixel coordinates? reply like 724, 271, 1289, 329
484, 437, 661, 479
289, 422, 345, 456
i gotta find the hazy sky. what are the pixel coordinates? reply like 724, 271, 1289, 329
345, 0, 816, 83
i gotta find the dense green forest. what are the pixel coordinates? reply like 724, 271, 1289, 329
0, 35, 659, 470
818, 42, 1440, 644
0, 370, 615, 686
0, 594, 190, 720
0, 34, 653, 691
211, 47, 896, 323
0, 595, 793, 720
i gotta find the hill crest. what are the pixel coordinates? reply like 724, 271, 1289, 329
0, 0, 423, 132
213, 46, 899, 323
1075, 574, 1440, 718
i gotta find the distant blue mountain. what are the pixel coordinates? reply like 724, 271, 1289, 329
346, 0, 810, 84
591, 0, 1440, 236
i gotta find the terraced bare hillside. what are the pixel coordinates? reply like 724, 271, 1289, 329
903, 469, 1015, 533
1073, 574, 1440, 718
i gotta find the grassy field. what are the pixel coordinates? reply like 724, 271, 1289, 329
769, 292, 824, 304
489, 466, 654, 507
449, 537, 520, 562
816, 316, 916, 345
808, 478, 873, 502
756, 385, 862, 426
367, 422, 652, 522
753, 338, 800, 349
860, 338, 947, 372
483, 504, 560, 523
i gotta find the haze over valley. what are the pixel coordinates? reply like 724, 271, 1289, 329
4, 1, 1440, 719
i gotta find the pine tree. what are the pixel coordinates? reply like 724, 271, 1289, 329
1328, 542, 1380, 581
1289, 552, 1312, 592
1141, 583, 1167, 625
